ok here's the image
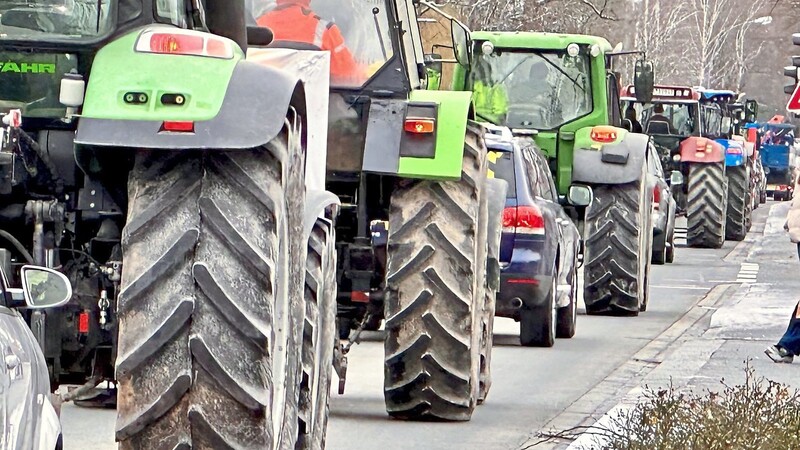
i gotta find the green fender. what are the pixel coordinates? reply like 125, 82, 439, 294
398, 90, 473, 180
76, 26, 304, 150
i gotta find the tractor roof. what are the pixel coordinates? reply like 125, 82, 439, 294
470, 31, 612, 53
620, 84, 700, 103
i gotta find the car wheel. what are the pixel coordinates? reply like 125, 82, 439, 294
556, 262, 578, 339
520, 276, 556, 347
652, 238, 667, 265
666, 230, 675, 264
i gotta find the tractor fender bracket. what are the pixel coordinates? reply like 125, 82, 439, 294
485, 178, 508, 291
303, 189, 340, 244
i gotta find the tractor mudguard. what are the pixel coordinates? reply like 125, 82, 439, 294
362, 90, 473, 180
303, 189, 340, 242
719, 139, 746, 167
76, 59, 303, 150
571, 129, 648, 185
678, 137, 725, 164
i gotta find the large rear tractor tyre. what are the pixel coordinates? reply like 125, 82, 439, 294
686, 163, 727, 248
296, 219, 337, 450
725, 166, 748, 241
116, 129, 306, 449
583, 171, 651, 316
383, 125, 487, 421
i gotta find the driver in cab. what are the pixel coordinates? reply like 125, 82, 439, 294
258, 0, 362, 84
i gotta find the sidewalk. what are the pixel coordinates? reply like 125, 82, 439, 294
530, 201, 800, 450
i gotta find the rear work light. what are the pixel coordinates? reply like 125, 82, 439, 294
404, 118, 436, 134
136, 29, 234, 59
590, 126, 618, 143
503, 205, 545, 235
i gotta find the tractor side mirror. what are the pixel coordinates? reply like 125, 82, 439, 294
451, 19, 471, 66
633, 58, 655, 103
247, 26, 274, 47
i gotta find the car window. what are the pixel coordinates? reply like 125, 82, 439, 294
535, 153, 557, 201
490, 151, 517, 198
648, 143, 664, 178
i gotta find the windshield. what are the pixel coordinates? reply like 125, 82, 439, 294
0, 0, 113, 40
641, 102, 697, 136
468, 49, 592, 130
249, 0, 394, 87
701, 105, 723, 137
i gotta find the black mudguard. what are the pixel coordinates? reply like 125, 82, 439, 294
75, 60, 305, 150
572, 133, 649, 185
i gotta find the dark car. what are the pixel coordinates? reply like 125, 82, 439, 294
647, 141, 678, 265
0, 264, 72, 450
486, 129, 590, 347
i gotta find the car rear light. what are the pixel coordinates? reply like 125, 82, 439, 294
135, 29, 234, 59
404, 118, 435, 134
161, 121, 195, 133
503, 205, 545, 235
590, 126, 617, 143
78, 312, 89, 334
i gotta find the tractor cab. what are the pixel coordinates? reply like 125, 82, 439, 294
621, 84, 701, 172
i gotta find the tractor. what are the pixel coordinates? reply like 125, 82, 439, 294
620, 84, 701, 214
450, 31, 657, 316
0, 0, 341, 448
697, 89, 754, 241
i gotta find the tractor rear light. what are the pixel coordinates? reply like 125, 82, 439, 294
590, 126, 617, 143
161, 121, 195, 133
508, 278, 539, 285
351, 291, 369, 303
503, 205, 545, 235
78, 312, 89, 334
136, 29, 234, 59
728, 147, 743, 155
705, 143, 714, 152
404, 118, 435, 134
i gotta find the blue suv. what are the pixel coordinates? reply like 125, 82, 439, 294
486, 129, 590, 347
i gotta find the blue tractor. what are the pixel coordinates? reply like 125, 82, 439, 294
697, 89, 752, 240
757, 122, 796, 201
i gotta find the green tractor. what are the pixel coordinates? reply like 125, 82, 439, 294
452, 32, 656, 315
0, 0, 341, 447
272, 0, 508, 419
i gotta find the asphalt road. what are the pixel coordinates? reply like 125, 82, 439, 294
60, 205, 769, 450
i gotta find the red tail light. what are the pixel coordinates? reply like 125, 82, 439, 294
728, 146, 743, 155
161, 121, 195, 133
503, 205, 545, 235
136, 29, 234, 59
78, 312, 89, 334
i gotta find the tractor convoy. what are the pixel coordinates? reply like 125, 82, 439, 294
0, 1, 776, 449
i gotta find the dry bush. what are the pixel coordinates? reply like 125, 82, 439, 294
531, 363, 800, 450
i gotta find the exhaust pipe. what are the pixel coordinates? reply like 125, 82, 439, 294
510, 297, 523, 309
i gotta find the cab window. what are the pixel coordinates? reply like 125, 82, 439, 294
156, 0, 188, 27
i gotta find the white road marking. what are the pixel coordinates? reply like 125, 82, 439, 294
735, 262, 759, 283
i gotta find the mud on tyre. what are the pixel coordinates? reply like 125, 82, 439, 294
115, 124, 307, 449
383, 124, 487, 421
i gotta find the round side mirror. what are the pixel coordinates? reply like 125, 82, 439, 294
568, 185, 593, 206
21, 266, 72, 309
